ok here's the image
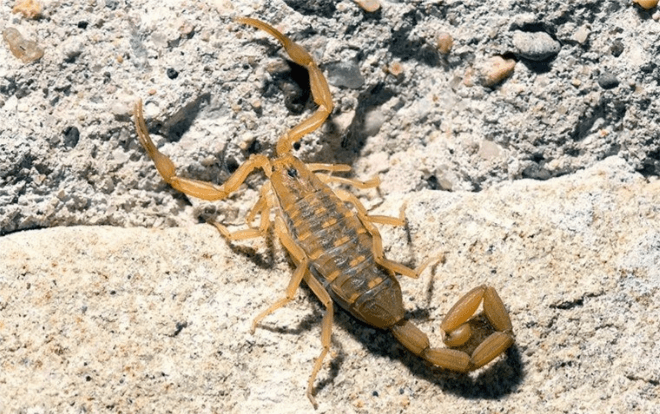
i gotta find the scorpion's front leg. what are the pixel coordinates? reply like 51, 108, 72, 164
390, 285, 514, 372
317, 173, 381, 190
134, 99, 271, 201
212, 182, 274, 241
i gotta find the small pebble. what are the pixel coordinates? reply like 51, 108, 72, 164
238, 133, 255, 151
166, 68, 179, 79
178, 20, 195, 37
436, 32, 453, 54
512, 31, 560, 61
479, 56, 516, 87
598, 72, 619, 89
250, 99, 262, 112
354, 0, 381, 12
479, 140, 503, 160
247, 139, 262, 154
2, 27, 44, 63
62, 126, 80, 149
399, 395, 410, 407
110, 101, 133, 118
62, 37, 84, 63
199, 30, 211, 42
363, 108, 385, 137
12, 0, 42, 19
325, 60, 364, 89
388, 61, 404, 77
633, 0, 658, 10
463, 67, 475, 87
573, 26, 590, 44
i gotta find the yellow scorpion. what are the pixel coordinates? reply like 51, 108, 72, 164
134, 18, 514, 408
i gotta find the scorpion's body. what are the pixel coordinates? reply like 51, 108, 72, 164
271, 154, 403, 329
134, 17, 514, 408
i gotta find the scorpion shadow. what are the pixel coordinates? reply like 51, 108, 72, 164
256, 280, 524, 400
339, 305, 524, 399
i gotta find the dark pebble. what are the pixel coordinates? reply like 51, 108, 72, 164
610, 40, 624, 57
598, 73, 619, 89
62, 126, 80, 148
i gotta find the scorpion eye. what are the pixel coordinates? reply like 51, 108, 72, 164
287, 168, 298, 178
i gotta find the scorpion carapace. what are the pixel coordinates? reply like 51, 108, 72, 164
134, 17, 514, 408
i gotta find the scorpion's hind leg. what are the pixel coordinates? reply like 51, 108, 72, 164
390, 285, 514, 372
134, 99, 272, 201
249, 215, 334, 408
307, 163, 352, 173
334, 188, 438, 278
237, 18, 334, 156
250, 216, 309, 333
302, 271, 334, 409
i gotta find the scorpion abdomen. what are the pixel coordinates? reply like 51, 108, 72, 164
274, 162, 405, 329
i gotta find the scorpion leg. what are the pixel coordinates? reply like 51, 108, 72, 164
212, 222, 264, 241
334, 189, 436, 278
212, 200, 268, 240
317, 173, 381, 190
334, 188, 405, 226
390, 285, 514, 372
307, 163, 351, 173
237, 18, 334, 157
212, 182, 274, 241
250, 215, 334, 408
310, 164, 383, 191
134, 100, 272, 201
362, 219, 423, 278
251, 216, 309, 333
303, 270, 334, 409
245, 181, 273, 229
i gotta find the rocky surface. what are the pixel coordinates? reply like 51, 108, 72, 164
1, 0, 659, 413
1, 0, 660, 234
2, 157, 659, 413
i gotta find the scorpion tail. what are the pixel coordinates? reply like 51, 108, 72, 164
390, 285, 514, 372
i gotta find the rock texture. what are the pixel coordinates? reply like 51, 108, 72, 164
1, 0, 659, 413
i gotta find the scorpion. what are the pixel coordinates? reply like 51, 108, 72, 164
133, 18, 514, 408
